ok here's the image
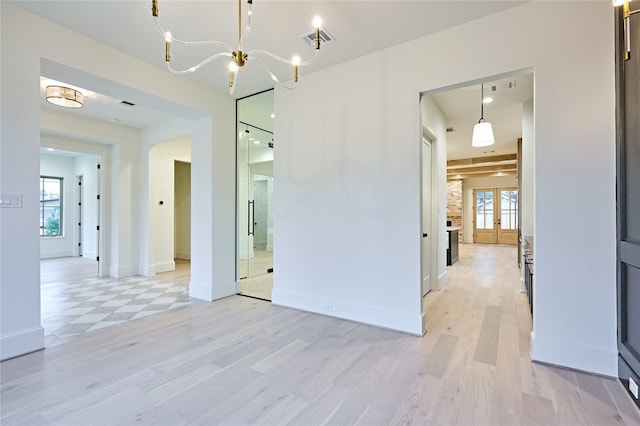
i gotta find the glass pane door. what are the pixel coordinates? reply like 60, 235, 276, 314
236, 90, 274, 300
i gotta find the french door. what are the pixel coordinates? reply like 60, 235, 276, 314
473, 188, 518, 245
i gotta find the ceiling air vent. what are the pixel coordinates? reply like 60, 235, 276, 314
491, 81, 516, 92
301, 28, 334, 47
119, 100, 135, 106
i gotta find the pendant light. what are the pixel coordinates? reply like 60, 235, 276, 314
472, 83, 495, 147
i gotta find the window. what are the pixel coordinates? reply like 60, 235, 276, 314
40, 176, 62, 236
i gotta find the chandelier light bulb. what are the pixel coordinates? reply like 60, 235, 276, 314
313, 16, 323, 29
229, 62, 239, 72
165, 31, 172, 42
612, 0, 626, 6
292, 56, 301, 66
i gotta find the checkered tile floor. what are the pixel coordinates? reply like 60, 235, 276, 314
42, 274, 203, 346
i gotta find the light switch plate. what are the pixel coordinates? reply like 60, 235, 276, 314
630, 377, 639, 399
0, 193, 22, 208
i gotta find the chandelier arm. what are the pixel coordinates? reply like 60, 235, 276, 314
250, 57, 295, 90
248, 49, 319, 67
167, 52, 232, 75
155, 17, 235, 51
239, 2, 252, 50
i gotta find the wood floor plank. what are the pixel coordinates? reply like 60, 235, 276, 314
3, 244, 638, 425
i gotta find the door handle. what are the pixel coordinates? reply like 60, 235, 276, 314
248, 200, 255, 236
423, 233, 428, 238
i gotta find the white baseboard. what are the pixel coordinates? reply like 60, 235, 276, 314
1, 326, 44, 361
40, 249, 74, 259
175, 251, 191, 260
189, 280, 236, 302
531, 332, 618, 377
155, 261, 175, 274
110, 264, 136, 278
438, 271, 448, 290
271, 290, 423, 336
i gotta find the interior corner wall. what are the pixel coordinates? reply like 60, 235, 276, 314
274, 1, 617, 376
39, 153, 76, 258
462, 175, 519, 244
420, 95, 449, 289
1, 2, 235, 360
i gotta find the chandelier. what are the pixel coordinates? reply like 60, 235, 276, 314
150, 0, 323, 94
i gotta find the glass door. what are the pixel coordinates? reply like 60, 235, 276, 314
473, 187, 518, 244
236, 90, 274, 300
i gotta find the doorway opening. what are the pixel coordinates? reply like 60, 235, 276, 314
236, 89, 274, 301
419, 70, 534, 336
148, 137, 191, 277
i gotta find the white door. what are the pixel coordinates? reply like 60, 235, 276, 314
421, 140, 432, 297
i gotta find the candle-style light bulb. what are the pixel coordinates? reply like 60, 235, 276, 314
165, 31, 171, 62
229, 61, 239, 91
312, 16, 322, 50
292, 55, 301, 82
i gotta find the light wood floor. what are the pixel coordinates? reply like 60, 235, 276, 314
3, 244, 638, 425
239, 249, 273, 300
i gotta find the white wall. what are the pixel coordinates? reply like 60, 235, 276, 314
174, 161, 191, 260
274, 1, 617, 376
149, 137, 191, 272
462, 175, 519, 244
39, 153, 76, 258
1, 3, 236, 360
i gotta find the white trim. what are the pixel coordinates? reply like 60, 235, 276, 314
175, 251, 191, 260
438, 270, 448, 289
273, 289, 424, 335
40, 249, 74, 259
530, 332, 618, 377
112, 264, 136, 278
0, 326, 44, 361
189, 280, 235, 302
154, 261, 175, 274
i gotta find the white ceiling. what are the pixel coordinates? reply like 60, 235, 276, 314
430, 72, 533, 160
19, 0, 530, 158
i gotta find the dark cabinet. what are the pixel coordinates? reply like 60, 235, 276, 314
447, 228, 459, 266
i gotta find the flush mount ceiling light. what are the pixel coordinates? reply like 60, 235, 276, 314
45, 85, 83, 108
472, 83, 495, 148
150, 0, 325, 95
613, 0, 640, 60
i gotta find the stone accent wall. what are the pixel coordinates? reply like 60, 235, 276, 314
447, 179, 463, 241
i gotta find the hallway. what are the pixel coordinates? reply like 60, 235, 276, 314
3, 245, 638, 424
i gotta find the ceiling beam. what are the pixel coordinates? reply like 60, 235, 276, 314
447, 153, 518, 167
447, 164, 517, 175
447, 170, 517, 180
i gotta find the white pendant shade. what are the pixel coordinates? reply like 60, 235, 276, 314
472, 121, 495, 147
